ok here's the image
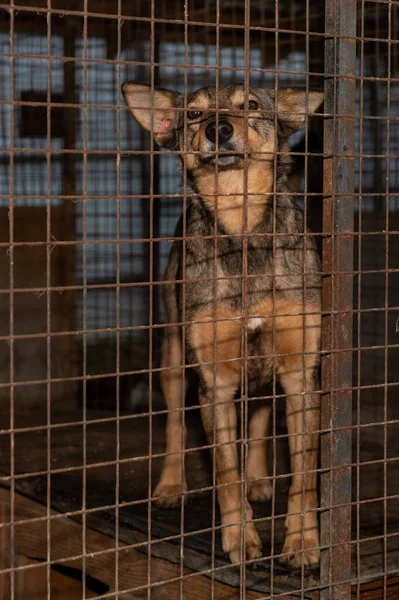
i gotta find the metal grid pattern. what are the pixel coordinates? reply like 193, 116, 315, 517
0, 1, 398, 599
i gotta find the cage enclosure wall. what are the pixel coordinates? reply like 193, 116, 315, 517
0, 1, 399, 599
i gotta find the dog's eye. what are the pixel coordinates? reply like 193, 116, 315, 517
239, 100, 259, 111
187, 110, 203, 120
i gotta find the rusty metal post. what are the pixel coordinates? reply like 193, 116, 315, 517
320, 0, 357, 598
61, 17, 78, 403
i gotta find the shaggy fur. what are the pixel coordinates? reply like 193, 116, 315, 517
123, 82, 323, 568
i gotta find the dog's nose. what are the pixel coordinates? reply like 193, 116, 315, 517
205, 119, 234, 145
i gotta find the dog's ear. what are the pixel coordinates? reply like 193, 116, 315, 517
275, 89, 324, 136
122, 83, 180, 146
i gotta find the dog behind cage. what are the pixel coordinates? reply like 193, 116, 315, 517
1, 1, 399, 598
122, 81, 324, 567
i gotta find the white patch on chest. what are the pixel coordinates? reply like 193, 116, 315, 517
247, 316, 264, 331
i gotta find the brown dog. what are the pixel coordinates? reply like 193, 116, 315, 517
122, 83, 323, 568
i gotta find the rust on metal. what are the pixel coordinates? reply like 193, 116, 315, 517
321, 0, 357, 599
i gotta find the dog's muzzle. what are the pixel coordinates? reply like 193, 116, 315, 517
201, 118, 242, 166
205, 119, 234, 145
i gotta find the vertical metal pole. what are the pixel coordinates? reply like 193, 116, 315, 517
139, 38, 161, 327
321, 0, 356, 599
62, 18, 78, 402
152, 37, 161, 327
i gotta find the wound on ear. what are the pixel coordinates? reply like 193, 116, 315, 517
157, 118, 172, 140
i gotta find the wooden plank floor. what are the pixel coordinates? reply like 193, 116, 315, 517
0, 488, 303, 600
1, 489, 398, 600
5, 565, 399, 600
0, 386, 398, 598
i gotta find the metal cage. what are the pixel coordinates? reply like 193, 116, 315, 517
0, 0, 398, 598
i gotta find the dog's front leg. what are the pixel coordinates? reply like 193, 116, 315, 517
199, 389, 262, 564
273, 307, 321, 568
190, 312, 262, 564
153, 325, 187, 507
278, 357, 320, 568
154, 244, 188, 507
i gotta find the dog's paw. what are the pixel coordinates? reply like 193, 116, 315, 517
222, 521, 263, 565
247, 479, 272, 503
153, 481, 187, 508
280, 535, 320, 568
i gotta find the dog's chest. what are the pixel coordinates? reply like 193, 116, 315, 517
182, 203, 315, 313
217, 237, 271, 276
187, 237, 282, 308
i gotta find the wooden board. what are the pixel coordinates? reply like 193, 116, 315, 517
0, 405, 318, 597
0, 207, 77, 411
1, 486, 399, 600
0, 402, 399, 598
0, 488, 298, 600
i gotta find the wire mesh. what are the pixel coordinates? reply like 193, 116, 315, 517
0, 0, 398, 598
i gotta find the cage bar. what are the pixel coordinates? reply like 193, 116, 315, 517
321, 0, 357, 599
0, 1, 399, 598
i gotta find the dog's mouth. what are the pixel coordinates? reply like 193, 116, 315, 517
200, 153, 244, 166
